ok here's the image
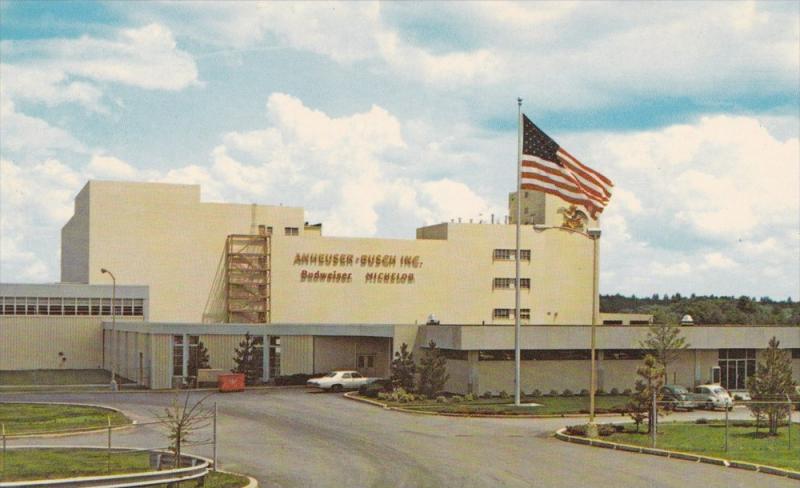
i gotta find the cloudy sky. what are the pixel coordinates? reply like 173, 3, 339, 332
1, 1, 798, 299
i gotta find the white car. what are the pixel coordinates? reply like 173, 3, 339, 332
693, 384, 734, 410
306, 371, 373, 392
731, 390, 752, 401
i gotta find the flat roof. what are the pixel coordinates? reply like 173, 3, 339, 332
1, 283, 149, 299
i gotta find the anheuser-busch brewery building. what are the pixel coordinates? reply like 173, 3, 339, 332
1, 180, 798, 392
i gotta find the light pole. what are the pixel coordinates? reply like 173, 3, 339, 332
101, 268, 118, 392
533, 224, 601, 434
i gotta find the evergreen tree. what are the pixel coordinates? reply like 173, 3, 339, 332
418, 340, 449, 397
188, 341, 211, 378
747, 337, 795, 435
232, 332, 262, 385
626, 354, 665, 433
639, 323, 689, 383
391, 342, 416, 392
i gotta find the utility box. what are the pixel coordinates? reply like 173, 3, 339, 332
218, 373, 245, 392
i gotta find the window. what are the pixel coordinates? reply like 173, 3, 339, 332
342, 373, 352, 379
524, 191, 529, 198
172, 335, 184, 376
603, 349, 647, 360
630, 320, 650, 325
603, 320, 623, 325
719, 349, 756, 390
493, 308, 511, 319
479, 350, 514, 361
284, 227, 299, 236
492, 308, 530, 320
493, 249, 531, 261
439, 349, 468, 360
793, 349, 800, 359
352, 373, 363, 378
269, 336, 281, 378
493, 278, 530, 290
526, 350, 592, 361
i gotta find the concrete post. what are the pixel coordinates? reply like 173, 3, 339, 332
263, 335, 271, 382
182, 333, 189, 386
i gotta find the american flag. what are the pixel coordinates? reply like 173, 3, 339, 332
521, 114, 613, 218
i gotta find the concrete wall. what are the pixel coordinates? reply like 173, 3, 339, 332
150, 334, 173, 389
0, 316, 146, 370
281, 336, 314, 374
442, 359, 470, 395
61, 181, 596, 326
200, 334, 242, 372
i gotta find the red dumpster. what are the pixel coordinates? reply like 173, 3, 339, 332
218, 373, 245, 392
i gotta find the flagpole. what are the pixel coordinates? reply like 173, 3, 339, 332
514, 97, 523, 406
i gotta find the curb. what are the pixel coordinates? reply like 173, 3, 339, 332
554, 427, 800, 479
0, 384, 309, 396
0, 401, 136, 438
343, 392, 628, 419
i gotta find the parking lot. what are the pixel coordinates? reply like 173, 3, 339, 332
3, 388, 797, 487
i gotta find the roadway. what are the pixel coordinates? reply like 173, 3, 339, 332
2, 389, 796, 487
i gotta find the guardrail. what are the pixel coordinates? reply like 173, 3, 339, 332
0, 446, 210, 488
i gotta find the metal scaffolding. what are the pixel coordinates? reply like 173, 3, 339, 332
225, 230, 270, 323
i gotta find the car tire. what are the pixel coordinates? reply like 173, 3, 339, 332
331, 384, 343, 393
705, 401, 714, 410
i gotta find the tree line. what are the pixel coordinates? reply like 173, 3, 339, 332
601, 293, 800, 325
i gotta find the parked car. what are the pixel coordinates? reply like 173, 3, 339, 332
660, 385, 697, 411
358, 378, 393, 398
693, 384, 733, 410
730, 390, 752, 401
306, 370, 375, 392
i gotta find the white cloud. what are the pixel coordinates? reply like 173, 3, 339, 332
86, 154, 139, 179
0, 94, 87, 158
700, 252, 738, 270
1, 23, 198, 109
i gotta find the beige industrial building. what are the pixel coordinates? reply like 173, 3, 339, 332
2, 180, 799, 392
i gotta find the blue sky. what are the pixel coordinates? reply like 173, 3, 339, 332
1, 1, 798, 299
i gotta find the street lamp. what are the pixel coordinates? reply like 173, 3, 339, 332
533, 224, 601, 435
100, 268, 118, 392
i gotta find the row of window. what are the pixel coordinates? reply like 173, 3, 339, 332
478, 349, 649, 361
493, 308, 531, 320
0, 297, 145, 316
493, 278, 531, 290
172, 335, 281, 378
493, 249, 531, 261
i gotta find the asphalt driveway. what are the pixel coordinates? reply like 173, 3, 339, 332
2, 389, 796, 487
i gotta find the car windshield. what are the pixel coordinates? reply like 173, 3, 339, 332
712, 387, 727, 395
673, 387, 688, 394
324, 372, 338, 378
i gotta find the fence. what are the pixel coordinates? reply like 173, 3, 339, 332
0, 401, 218, 486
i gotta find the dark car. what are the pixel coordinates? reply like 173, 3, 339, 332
660, 384, 697, 411
358, 378, 392, 398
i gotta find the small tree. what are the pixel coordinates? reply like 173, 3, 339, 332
626, 354, 664, 433
639, 323, 689, 383
391, 342, 416, 391
747, 336, 794, 435
418, 340, 449, 397
232, 332, 262, 385
155, 393, 212, 467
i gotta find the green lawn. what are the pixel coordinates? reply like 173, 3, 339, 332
372, 394, 630, 415
0, 369, 134, 386
0, 403, 130, 435
606, 422, 800, 471
0, 448, 249, 486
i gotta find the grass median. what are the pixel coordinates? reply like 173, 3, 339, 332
361, 394, 630, 415
0, 402, 130, 435
0, 448, 249, 486
605, 421, 800, 472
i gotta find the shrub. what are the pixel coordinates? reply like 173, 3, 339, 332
482, 391, 493, 399
565, 424, 587, 436
695, 418, 710, 424
377, 392, 389, 401
579, 389, 589, 396
531, 389, 542, 397
499, 390, 510, 399
464, 393, 476, 402
622, 388, 632, 396
562, 389, 574, 397
398, 395, 410, 404
436, 395, 447, 403
610, 388, 620, 395
548, 389, 559, 397
417, 394, 428, 402
451, 395, 464, 403
596, 389, 606, 396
